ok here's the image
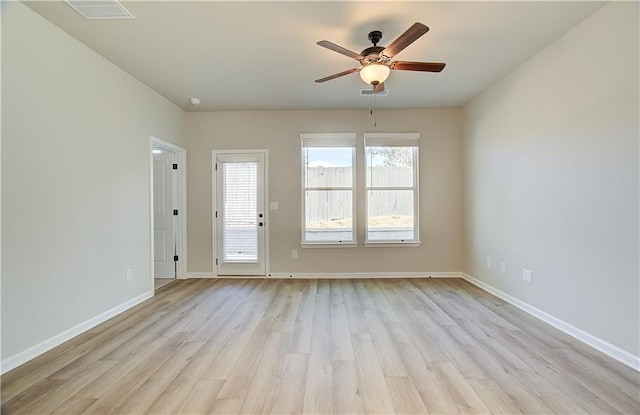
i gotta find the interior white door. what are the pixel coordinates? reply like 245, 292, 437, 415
215, 152, 266, 276
153, 152, 175, 278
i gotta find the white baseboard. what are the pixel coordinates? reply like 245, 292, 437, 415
267, 271, 462, 279
461, 273, 640, 372
1, 290, 153, 375
186, 271, 461, 279
186, 272, 217, 278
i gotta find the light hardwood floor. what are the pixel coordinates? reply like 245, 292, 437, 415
155, 278, 176, 291
2, 278, 639, 414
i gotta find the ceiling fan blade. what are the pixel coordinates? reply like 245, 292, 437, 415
315, 68, 360, 83
383, 22, 429, 58
391, 61, 446, 72
373, 82, 385, 94
317, 40, 364, 60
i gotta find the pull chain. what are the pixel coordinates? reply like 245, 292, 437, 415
370, 87, 378, 128
374, 91, 377, 128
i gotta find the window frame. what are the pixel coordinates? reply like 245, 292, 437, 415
364, 133, 421, 247
300, 133, 358, 248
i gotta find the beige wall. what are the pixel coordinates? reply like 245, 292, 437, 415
1, 2, 185, 361
186, 109, 463, 274
463, 2, 639, 356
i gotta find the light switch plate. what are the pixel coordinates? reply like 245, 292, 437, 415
522, 269, 532, 283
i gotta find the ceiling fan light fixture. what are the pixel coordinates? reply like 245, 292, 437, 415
359, 64, 390, 85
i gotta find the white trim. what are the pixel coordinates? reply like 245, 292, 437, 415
1, 290, 153, 374
364, 144, 420, 244
461, 273, 640, 372
267, 272, 461, 279
300, 242, 358, 248
149, 137, 188, 285
211, 152, 216, 277
186, 272, 217, 279
301, 141, 357, 246
364, 241, 421, 247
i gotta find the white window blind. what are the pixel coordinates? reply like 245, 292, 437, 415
221, 161, 258, 262
300, 133, 356, 148
364, 132, 420, 147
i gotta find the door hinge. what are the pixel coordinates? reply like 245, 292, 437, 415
216, 258, 218, 265
173, 209, 178, 216
172, 163, 178, 170
174, 255, 179, 262
215, 211, 217, 218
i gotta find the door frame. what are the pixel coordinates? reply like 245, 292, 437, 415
212, 149, 269, 277
149, 136, 187, 289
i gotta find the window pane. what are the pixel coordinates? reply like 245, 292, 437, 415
305, 190, 353, 242
305, 147, 353, 188
221, 162, 258, 262
367, 190, 414, 241
366, 146, 414, 187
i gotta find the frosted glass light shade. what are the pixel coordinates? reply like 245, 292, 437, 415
359, 64, 390, 85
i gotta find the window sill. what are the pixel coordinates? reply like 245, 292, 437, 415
364, 241, 422, 248
300, 242, 358, 248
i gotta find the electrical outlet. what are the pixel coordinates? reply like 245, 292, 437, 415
291, 250, 298, 259
486, 257, 491, 268
522, 269, 532, 284
126, 268, 133, 280
500, 262, 506, 273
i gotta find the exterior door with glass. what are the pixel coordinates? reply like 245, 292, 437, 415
214, 152, 266, 276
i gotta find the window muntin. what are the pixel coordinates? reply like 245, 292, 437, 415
301, 134, 356, 245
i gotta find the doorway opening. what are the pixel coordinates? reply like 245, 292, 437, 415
150, 137, 186, 291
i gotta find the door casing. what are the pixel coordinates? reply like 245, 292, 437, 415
212, 149, 269, 277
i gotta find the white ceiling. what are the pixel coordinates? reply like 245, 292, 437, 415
25, 1, 605, 111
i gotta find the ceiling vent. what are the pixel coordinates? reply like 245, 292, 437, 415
360, 89, 389, 97
65, 0, 134, 19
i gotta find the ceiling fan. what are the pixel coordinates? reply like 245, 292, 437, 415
315, 22, 445, 94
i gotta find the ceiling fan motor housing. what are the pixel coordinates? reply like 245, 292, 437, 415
362, 31, 387, 63
360, 45, 386, 61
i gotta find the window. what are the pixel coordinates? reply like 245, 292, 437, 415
301, 133, 357, 246
364, 133, 420, 245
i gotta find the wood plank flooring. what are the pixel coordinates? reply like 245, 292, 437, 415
154, 278, 175, 291
2, 278, 638, 414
